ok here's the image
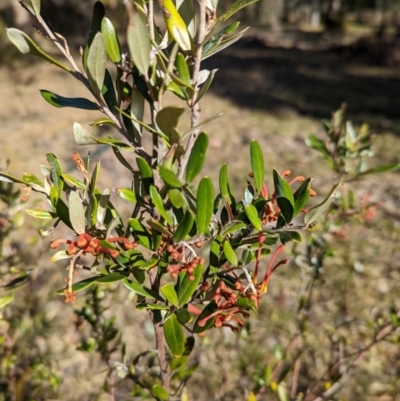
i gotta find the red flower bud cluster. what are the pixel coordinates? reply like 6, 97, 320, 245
51, 233, 137, 258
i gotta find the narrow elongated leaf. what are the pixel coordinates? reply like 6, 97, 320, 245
250, 140, 264, 193
117, 188, 137, 203
185, 132, 208, 183
196, 177, 214, 235
150, 185, 173, 226
182, 112, 223, 140
27, 209, 56, 219
193, 300, 218, 333
159, 166, 183, 188
102, 69, 118, 113
101, 17, 121, 63
51, 250, 72, 262
358, 162, 400, 177
56, 276, 98, 295
203, 21, 240, 54
221, 220, 246, 236
168, 188, 185, 208
127, 10, 151, 76
304, 183, 341, 226
173, 210, 195, 243
176, 53, 191, 85
128, 218, 152, 249
124, 279, 163, 301
176, 0, 196, 38
293, 178, 311, 217
212, 0, 258, 27
87, 32, 107, 96
7, 28, 71, 73
280, 231, 302, 245
20, 0, 41, 15
273, 169, 294, 223
47, 153, 63, 194
194, 69, 217, 104
162, 0, 192, 52
219, 163, 234, 205
175, 308, 192, 326
244, 203, 262, 231
164, 313, 185, 357
2, 273, 31, 290
61, 174, 87, 190
96, 272, 126, 283
0, 172, 25, 184
69, 191, 86, 234
136, 157, 153, 179
161, 283, 179, 306
0, 295, 13, 308
176, 264, 203, 306
151, 384, 169, 401
40, 90, 98, 110
131, 86, 145, 138
223, 240, 238, 267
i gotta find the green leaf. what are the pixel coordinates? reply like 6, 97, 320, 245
221, 220, 246, 236
162, 0, 192, 52
136, 157, 153, 179
195, 69, 217, 104
46, 153, 63, 194
280, 231, 302, 245
185, 132, 208, 183
101, 17, 121, 63
102, 69, 118, 114
219, 163, 234, 205
161, 283, 179, 306
40, 90, 98, 110
193, 300, 218, 333
139, 257, 159, 270
176, 0, 196, 38
117, 188, 137, 203
19, 0, 41, 16
68, 191, 86, 234
168, 188, 185, 209
196, 177, 214, 235
128, 218, 152, 249
176, 264, 203, 306
176, 53, 191, 86
96, 272, 126, 283
61, 174, 87, 190
87, 32, 107, 96
175, 308, 192, 325
22, 173, 45, 192
2, 274, 31, 291
156, 107, 185, 140
358, 162, 400, 177
203, 21, 240, 55
173, 210, 195, 243
250, 140, 264, 193
127, 9, 151, 76
223, 240, 238, 267
73, 122, 98, 145
212, 0, 258, 27
123, 279, 163, 301
150, 185, 173, 226
170, 336, 195, 371
147, 219, 173, 236
244, 203, 262, 231
304, 183, 340, 226
293, 178, 311, 217
159, 166, 183, 188
56, 277, 98, 294
51, 250, 72, 262
151, 384, 169, 401
6, 28, 71, 73
131, 86, 145, 139
164, 313, 185, 358
26, 209, 57, 220
0, 295, 14, 308
273, 169, 294, 224
0, 172, 25, 184
182, 113, 223, 140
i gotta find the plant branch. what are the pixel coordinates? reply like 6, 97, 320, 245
178, 0, 209, 180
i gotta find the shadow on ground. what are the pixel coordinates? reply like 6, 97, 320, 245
204, 37, 400, 134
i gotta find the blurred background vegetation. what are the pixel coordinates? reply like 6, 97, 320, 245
0, 0, 400, 400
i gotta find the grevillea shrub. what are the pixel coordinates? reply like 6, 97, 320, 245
2, 1, 399, 400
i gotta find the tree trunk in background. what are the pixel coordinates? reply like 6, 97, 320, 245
256, 0, 284, 30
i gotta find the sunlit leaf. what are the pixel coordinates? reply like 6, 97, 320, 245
0, 295, 14, 308
168, 188, 185, 209
161, 283, 179, 306
101, 17, 121, 63
117, 188, 137, 203
19, 0, 41, 15
194, 69, 217, 104
250, 139, 265, 193
176, 264, 203, 306
69, 191, 86, 234
185, 132, 208, 183
87, 32, 107, 96
127, 9, 151, 76
173, 210, 195, 243
244, 203, 262, 231
159, 166, 183, 188
27, 209, 57, 219
150, 185, 173, 226
164, 313, 185, 357
6, 28, 71, 73
223, 240, 238, 267
151, 384, 169, 401
293, 178, 311, 217
124, 279, 164, 301
196, 176, 214, 235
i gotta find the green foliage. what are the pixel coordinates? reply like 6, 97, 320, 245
3, 1, 399, 400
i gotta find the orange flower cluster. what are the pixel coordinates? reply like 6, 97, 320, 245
51, 232, 137, 258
